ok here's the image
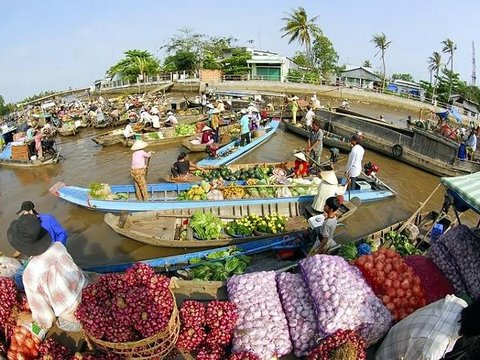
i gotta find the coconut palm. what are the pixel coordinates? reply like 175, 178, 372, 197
441, 38, 457, 101
281, 7, 322, 65
371, 33, 392, 92
362, 60, 372, 68
427, 51, 442, 103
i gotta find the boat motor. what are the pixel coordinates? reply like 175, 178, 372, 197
329, 147, 340, 163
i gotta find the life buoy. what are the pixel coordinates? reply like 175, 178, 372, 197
323, 122, 334, 133
392, 144, 403, 157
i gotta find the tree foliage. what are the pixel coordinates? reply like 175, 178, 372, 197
371, 32, 392, 92
281, 7, 321, 64
0, 95, 15, 116
441, 38, 457, 100
292, 51, 310, 68
222, 48, 251, 75
391, 73, 415, 82
312, 34, 339, 77
427, 51, 442, 101
107, 49, 160, 82
362, 60, 372, 68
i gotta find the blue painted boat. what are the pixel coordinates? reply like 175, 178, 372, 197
86, 233, 306, 273
196, 119, 281, 167
50, 170, 394, 212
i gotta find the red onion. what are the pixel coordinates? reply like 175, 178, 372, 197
229, 351, 261, 360
180, 300, 206, 328
196, 344, 225, 360
177, 326, 206, 351
38, 337, 72, 360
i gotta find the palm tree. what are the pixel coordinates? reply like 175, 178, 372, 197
441, 38, 457, 101
371, 33, 392, 92
362, 60, 372, 68
427, 51, 442, 103
281, 7, 322, 66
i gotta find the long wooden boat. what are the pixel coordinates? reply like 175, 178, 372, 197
181, 123, 240, 152
92, 114, 208, 147
317, 110, 480, 177
93, 117, 129, 129
0, 143, 60, 167
282, 120, 352, 152
49, 168, 393, 212
103, 199, 355, 248
196, 119, 281, 167
57, 125, 78, 136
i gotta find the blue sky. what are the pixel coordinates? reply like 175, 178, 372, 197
1, 0, 479, 102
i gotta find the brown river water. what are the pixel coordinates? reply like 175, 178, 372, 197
1, 118, 458, 270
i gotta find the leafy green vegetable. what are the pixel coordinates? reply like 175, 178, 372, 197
384, 230, 422, 256
338, 243, 358, 261
190, 212, 224, 240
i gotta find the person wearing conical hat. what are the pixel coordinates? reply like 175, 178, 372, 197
130, 140, 152, 201
293, 152, 309, 177
216, 100, 225, 113
312, 170, 338, 212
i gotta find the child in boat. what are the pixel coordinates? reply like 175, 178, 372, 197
171, 152, 204, 178
309, 196, 340, 255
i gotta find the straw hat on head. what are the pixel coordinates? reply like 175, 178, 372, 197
201, 125, 212, 132
166, 111, 173, 115
293, 152, 307, 162
251, 107, 259, 113
212, 109, 220, 114
240, 109, 248, 114
320, 170, 338, 185
291, 96, 299, 100
248, 102, 255, 106
206, 104, 215, 109
131, 139, 149, 151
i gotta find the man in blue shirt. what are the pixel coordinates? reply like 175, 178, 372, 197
16, 201, 67, 246
239, 109, 251, 146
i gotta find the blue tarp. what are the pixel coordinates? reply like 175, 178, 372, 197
436, 108, 463, 123
0, 143, 12, 160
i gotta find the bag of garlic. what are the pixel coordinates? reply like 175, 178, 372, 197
276, 272, 318, 357
227, 271, 292, 359
300, 255, 393, 344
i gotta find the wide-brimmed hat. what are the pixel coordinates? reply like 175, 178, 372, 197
166, 111, 173, 115
291, 96, 299, 100
16, 200, 36, 215
240, 109, 248, 114
248, 102, 255, 106
212, 109, 220, 114
131, 139, 149, 151
206, 104, 215, 109
202, 125, 212, 131
320, 170, 338, 185
7, 214, 52, 256
293, 152, 307, 162
251, 107, 259, 113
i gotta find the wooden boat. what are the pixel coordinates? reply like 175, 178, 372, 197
93, 117, 128, 129
0, 143, 60, 167
181, 123, 241, 152
334, 107, 386, 122
317, 110, 480, 177
50, 167, 393, 212
196, 119, 281, 167
57, 125, 78, 136
282, 120, 352, 152
92, 115, 208, 147
103, 199, 355, 248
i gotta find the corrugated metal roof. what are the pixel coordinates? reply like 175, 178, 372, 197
441, 172, 480, 213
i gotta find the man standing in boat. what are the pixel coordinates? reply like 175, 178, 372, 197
239, 109, 251, 146
345, 134, 364, 191
307, 120, 324, 165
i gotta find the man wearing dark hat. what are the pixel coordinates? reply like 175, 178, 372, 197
345, 134, 365, 191
16, 201, 67, 247
7, 214, 87, 331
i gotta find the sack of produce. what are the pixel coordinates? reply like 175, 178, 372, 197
227, 271, 292, 359
404, 255, 455, 304
276, 273, 318, 357
0, 256, 22, 278
354, 249, 427, 321
428, 225, 480, 297
307, 330, 366, 360
300, 255, 392, 344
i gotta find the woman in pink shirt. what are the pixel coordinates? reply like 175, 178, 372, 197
130, 140, 152, 201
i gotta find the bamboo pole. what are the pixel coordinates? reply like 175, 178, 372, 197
398, 183, 441, 233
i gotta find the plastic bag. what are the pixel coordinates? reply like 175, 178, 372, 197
276, 186, 292, 198
0, 256, 22, 278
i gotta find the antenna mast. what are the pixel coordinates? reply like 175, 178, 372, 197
472, 41, 476, 86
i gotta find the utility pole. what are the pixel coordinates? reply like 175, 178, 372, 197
472, 41, 476, 86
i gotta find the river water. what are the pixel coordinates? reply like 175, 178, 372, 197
1, 119, 456, 269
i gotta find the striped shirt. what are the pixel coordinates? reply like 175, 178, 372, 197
23, 243, 87, 329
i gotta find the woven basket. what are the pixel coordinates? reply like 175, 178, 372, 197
85, 290, 180, 359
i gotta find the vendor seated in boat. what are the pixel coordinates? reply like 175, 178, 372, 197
309, 196, 341, 254
293, 152, 309, 177
165, 111, 178, 127
171, 152, 204, 178
201, 126, 214, 144
311, 170, 339, 212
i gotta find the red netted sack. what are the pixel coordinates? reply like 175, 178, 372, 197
404, 255, 455, 304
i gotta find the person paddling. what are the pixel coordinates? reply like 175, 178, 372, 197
130, 140, 152, 201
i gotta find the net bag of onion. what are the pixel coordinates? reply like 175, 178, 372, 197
227, 271, 292, 359
307, 330, 366, 360
299, 255, 393, 344
276, 273, 318, 357
75, 263, 180, 359
428, 225, 480, 298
